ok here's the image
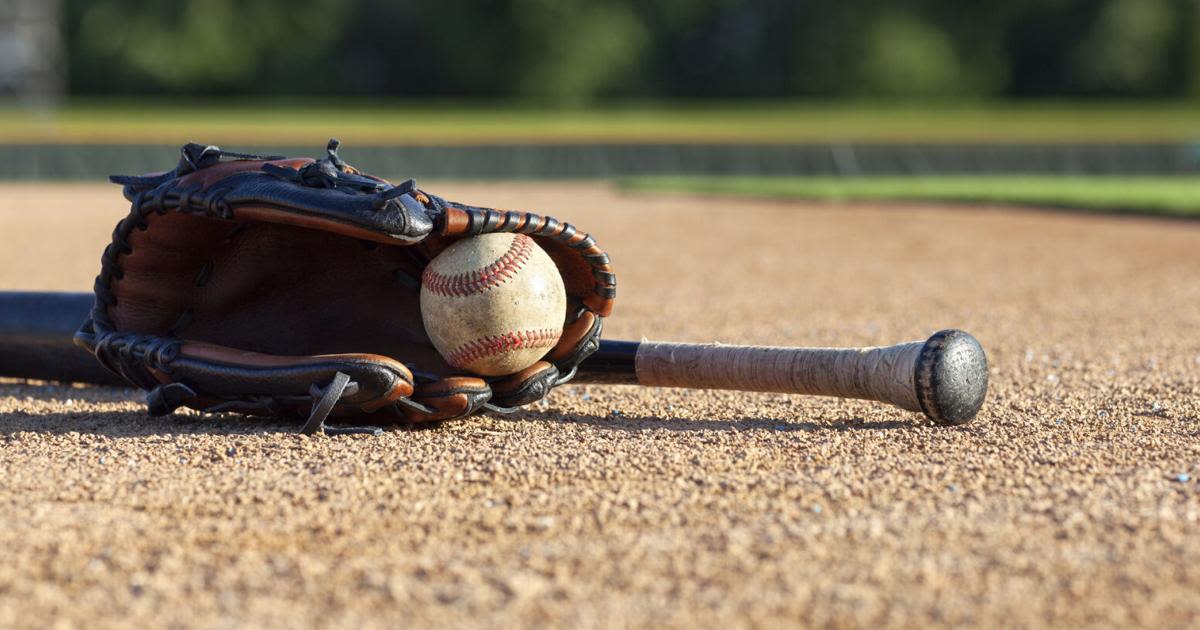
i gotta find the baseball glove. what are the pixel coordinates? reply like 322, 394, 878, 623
74, 140, 615, 434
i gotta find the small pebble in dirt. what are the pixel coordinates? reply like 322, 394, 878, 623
1150, 402, 1164, 413
582, 393, 591, 401
947, 484, 958, 492
610, 409, 622, 418
226, 447, 237, 457
1175, 474, 1191, 483
811, 504, 823, 514
1097, 410, 1108, 418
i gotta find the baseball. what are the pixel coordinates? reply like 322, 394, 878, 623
420, 233, 566, 376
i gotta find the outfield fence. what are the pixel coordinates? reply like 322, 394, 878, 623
3, 143, 1200, 180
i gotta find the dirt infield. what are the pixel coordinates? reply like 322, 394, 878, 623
2, 182, 1199, 628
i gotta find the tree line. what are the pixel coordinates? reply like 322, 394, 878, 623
66, 0, 1200, 102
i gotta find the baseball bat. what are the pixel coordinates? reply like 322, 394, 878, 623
0, 292, 987, 424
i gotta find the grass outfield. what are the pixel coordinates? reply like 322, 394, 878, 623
4, 100, 1200, 144
620, 176, 1200, 216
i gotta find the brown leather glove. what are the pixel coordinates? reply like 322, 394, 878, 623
74, 140, 615, 434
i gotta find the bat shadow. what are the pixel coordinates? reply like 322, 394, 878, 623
1, 406, 920, 438
0, 383, 921, 437
494, 409, 916, 433
0, 384, 442, 437
0, 409, 325, 438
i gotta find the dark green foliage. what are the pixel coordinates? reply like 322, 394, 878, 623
63, 0, 1200, 102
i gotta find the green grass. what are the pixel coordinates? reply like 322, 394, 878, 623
620, 176, 1200, 216
5, 99, 1200, 144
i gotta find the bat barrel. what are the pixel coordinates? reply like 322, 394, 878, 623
578, 330, 987, 425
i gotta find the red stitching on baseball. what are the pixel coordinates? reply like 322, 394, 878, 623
445, 328, 562, 369
422, 233, 536, 297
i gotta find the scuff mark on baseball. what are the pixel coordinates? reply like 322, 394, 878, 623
420, 233, 566, 376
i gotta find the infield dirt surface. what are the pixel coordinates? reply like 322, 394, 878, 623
2, 182, 1199, 628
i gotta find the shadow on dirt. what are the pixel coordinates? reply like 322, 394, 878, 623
0, 406, 919, 438
495, 409, 915, 433
1, 381, 923, 437
0, 409, 315, 438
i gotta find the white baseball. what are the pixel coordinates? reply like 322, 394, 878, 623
419, 233, 566, 376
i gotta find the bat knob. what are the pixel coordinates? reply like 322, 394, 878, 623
914, 329, 988, 425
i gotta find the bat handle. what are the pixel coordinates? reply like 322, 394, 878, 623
620, 330, 988, 425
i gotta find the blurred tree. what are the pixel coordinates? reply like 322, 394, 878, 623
1071, 0, 1177, 94
1004, 0, 1192, 97
510, 0, 648, 104
68, 0, 349, 94
853, 11, 974, 97
635, 0, 804, 98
